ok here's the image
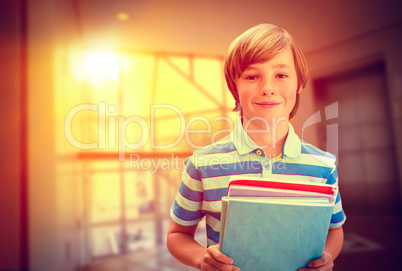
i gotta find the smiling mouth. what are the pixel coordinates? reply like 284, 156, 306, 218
254, 102, 280, 108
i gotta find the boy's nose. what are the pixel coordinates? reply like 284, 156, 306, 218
259, 79, 275, 96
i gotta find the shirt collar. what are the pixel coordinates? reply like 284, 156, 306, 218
230, 116, 301, 158
231, 116, 259, 155
282, 121, 302, 158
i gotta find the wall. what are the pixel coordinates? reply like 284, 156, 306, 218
0, 1, 24, 270
296, 22, 402, 208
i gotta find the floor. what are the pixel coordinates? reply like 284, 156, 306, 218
335, 212, 402, 270
80, 212, 402, 271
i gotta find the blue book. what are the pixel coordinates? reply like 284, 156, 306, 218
219, 197, 333, 271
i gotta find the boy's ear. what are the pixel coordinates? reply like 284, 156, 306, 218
297, 86, 303, 94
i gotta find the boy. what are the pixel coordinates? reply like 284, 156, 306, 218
167, 24, 346, 271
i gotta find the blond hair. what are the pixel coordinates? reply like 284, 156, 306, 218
224, 24, 308, 119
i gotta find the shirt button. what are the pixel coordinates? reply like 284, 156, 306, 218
264, 163, 270, 170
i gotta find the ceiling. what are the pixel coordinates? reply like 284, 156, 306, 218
73, 0, 402, 56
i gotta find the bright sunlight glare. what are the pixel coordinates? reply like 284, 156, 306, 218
74, 51, 120, 83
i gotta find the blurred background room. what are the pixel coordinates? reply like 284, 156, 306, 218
1, 0, 402, 270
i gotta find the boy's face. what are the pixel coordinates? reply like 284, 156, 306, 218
236, 47, 302, 125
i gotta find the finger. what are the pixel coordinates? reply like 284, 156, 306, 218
301, 261, 333, 271
299, 264, 333, 271
204, 257, 238, 271
208, 246, 234, 265
308, 258, 324, 268
213, 264, 239, 271
203, 254, 234, 271
202, 263, 221, 271
308, 252, 331, 268
211, 263, 233, 271
314, 261, 334, 271
205, 255, 235, 271
211, 260, 239, 271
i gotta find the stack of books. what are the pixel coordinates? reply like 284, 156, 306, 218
219, 176, 338, 271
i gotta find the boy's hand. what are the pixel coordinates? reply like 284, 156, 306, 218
299, 251, 334, 271
200, 244, 240, 271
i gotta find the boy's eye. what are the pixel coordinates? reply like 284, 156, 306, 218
245, 75, 259, 80
276, 73, 288, 79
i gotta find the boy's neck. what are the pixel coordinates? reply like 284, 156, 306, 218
242, 116, 289, 159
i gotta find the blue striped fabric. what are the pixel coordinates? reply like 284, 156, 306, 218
170, 120, 346, 247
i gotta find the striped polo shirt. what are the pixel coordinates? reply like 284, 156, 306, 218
170, 119, 346, 247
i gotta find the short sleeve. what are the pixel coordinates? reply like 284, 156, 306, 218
326, 166, 346, 227
170, 157, 205, 226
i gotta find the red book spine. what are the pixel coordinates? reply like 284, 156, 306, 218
228, 180, 335, 196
